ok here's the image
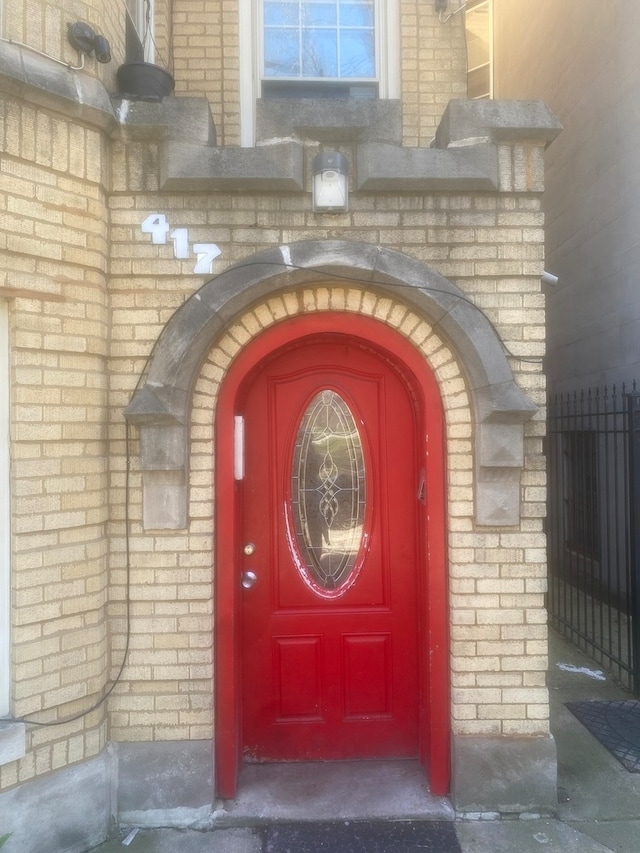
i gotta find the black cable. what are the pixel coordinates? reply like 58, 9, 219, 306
7, 424, 135, 727
5, 251, 541, 726
208, 257, 545, 364
143, 0, 171, 71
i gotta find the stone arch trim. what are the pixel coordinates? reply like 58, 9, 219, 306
124, 240, 537, 528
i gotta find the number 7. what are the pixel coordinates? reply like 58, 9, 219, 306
193, 243, 222, 274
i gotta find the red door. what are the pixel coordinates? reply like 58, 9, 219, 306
240, 338, 419, 761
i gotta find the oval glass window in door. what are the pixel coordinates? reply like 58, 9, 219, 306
290, 390, 366, 596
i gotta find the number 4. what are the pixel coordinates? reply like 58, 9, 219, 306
141, 213, 171, 245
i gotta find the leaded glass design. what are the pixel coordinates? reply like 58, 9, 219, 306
264, 1, 376, 80
290, 390, 366, 595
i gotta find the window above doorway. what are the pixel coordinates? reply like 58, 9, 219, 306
240, 0, 399, 145
262, 0, 377, 99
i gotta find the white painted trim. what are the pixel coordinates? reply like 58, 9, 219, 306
234, 416, 245, 481
488, 0, 494, 98
0, 302, 10, 717
239, 0, 255, 147
125, 0, 156, 63
381, 0, 400, 99
145, 0, 156, 64
239, 0, 400, 146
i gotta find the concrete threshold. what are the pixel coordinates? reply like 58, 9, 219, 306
214, 759, 455, 825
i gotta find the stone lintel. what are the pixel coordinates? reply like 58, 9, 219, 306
435, 99, 562, 150
159, 140, 305, 191
256, 97, 403, 145
357, 142, 498, 191
451, 734, 557, 814
0, 41, 117, 131
111, 96, 216, 145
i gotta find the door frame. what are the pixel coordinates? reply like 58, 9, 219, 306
214, 311, 449, 798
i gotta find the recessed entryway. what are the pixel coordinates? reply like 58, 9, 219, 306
215, 312, 449, 800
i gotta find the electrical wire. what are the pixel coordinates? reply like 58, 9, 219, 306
4, 252, 542, 727
0, 37, 86, 71
6, 423, 135, 727
205, 257, 545, 365
142, 0, 171, 71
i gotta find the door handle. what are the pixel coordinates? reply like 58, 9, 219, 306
241, 571, 258, 589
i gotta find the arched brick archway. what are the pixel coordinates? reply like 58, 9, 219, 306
124, 240, 537, 529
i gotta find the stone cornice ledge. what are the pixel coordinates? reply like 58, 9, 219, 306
0, 40, 117, 131
159, 140, 305, 191
356, 142, 498, 191
435, 99, 562, 148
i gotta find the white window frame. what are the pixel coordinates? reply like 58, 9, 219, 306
125, 0, 155, 63
0, 302, 10, 718
239, 0, 400, 147
465, 0, 493, 99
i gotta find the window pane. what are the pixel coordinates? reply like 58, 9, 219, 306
303, 29, 338, 77
307, 3, 337, 25
264, 0, 376, 81
290, 390, 366, 596
340, 30, 374, 77
465, 0, 492, 98
265, 1, 299, 26
341, 2, 374, 27
265, 30, 300, 76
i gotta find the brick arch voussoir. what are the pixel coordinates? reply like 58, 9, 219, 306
124, 240, 537, 529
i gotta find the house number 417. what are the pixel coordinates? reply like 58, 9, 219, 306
141, 214, 222, 274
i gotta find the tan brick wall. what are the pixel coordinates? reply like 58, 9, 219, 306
0, 90, 110, 790
171, 0, 232, 145
3, 0, 467, 147
169, 1, 467, 148
400, 1, 468, 147
0, 0, 551, 797
105, 134, 548, 743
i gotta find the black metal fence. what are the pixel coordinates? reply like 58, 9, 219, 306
547, 382, 640, 692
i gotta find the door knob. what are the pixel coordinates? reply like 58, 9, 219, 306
241, 571, 258, 589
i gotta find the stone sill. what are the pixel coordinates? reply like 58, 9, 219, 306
0, 40, 561, 196
0, 721, 26, 766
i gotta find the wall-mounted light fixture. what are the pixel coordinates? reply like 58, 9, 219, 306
67, 22, 112, 63
435, 0, 449, 11
312, 152, 349, 213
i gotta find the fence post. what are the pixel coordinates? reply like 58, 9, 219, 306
627, 392, 640, 694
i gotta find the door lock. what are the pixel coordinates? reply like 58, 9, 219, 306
241, 571, 258, 589
243, 542, 256, 556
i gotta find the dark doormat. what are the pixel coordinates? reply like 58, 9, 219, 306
262, 820, 460, 853
566, 699, 640, 772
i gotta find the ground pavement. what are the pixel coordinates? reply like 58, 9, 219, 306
89, 632, 640, 852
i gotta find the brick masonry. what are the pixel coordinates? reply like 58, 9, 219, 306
0, 0, 552, 815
